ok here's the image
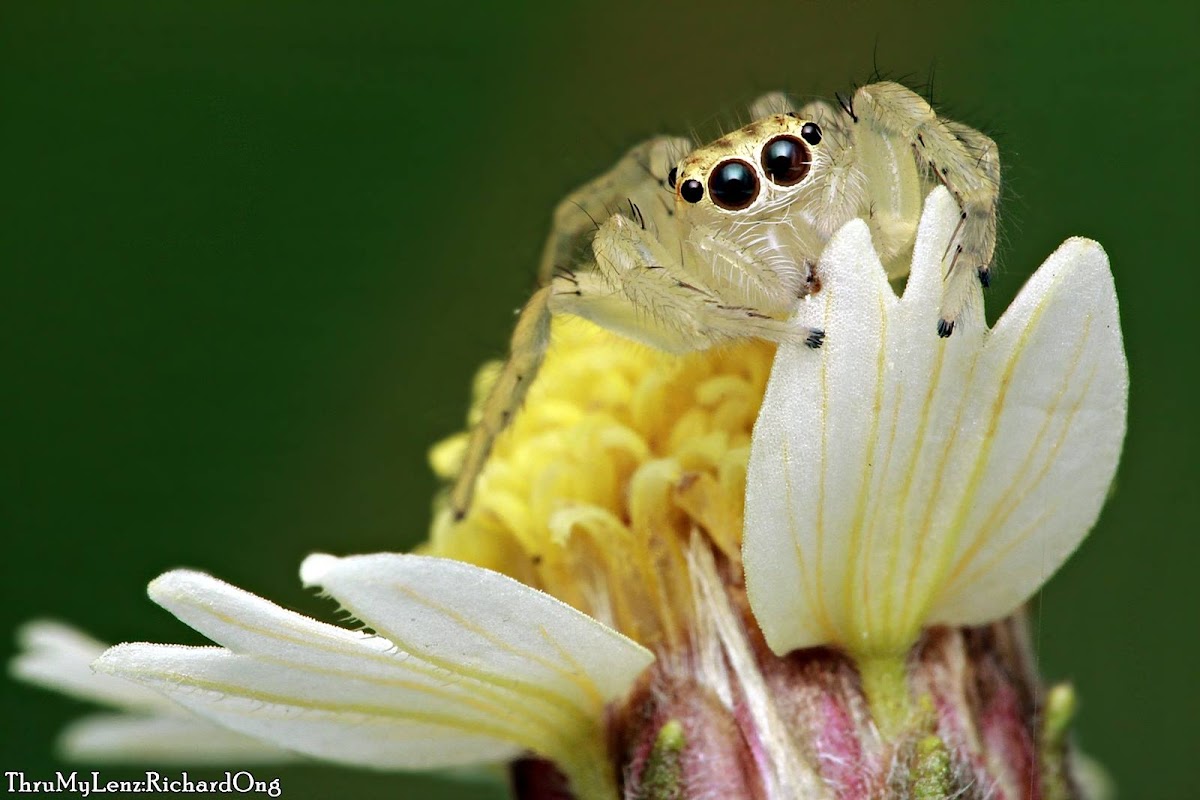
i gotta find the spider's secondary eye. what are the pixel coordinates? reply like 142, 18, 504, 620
667, 167, 678, 189
800, 122, 822, 145
708, 160, 758, 210
680, 178, 704, 203
761, 136, 811, 187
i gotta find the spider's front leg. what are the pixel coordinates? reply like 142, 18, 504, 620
450, 210, 713, 519
450, 285, 552, 519
537, 135, 691, 285
852, 82, 1001, 336
453, 139, 691, 518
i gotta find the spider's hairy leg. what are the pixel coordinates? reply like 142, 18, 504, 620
556, 214, 820, 351
852, 81, 1000, 335
749, 91, 798, 118
797, 99, 844, 131
453, 137, 688, 518
750, 92, 842, 130
450, 285, 552, 520
537, 135, 691, 285
847, 119, 924, 276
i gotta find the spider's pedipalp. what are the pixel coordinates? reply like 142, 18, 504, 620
555, 214, 818, 354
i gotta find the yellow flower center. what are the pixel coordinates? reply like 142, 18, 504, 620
424, 317, 774, 651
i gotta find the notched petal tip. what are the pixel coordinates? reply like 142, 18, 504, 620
906, 187, 965, 306
814, 218, 880, 287
147, 569, 218, 605
308, 552, 654, 704
299, 553, 339, 588
92, 642, 198, 679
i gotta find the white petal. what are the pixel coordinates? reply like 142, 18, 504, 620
99, 559, 653, 772
930, 237, 1126, 623
130, 568, 582, 768
59, 713, 296, 764
744, 187, 1126, 656
300, 553, 654, 708
10, 620, 175, 713
94, 644, 521, 769
146, 569, 404, 663
743, 215, 901, 652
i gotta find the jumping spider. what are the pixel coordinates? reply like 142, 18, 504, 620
450, 81, 1000, 518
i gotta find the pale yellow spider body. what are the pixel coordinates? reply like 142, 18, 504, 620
451, 82, 1000, 518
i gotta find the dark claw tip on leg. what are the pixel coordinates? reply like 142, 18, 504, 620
978, 268, 991, 289
937, 319, 955, 338
452, 507, 467, 522
805, 329, 826, 349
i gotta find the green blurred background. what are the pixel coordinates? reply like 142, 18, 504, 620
3, 2, 1195, 797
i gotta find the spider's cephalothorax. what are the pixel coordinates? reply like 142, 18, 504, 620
450, 82, 1000, 518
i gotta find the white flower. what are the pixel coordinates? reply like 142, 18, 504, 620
11, 186, 1127, 799
10, 620, 292, 763
91, 554, 653, 800
744, 187, 1128, 658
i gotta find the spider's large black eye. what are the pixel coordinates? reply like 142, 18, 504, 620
680, 178, 704, 203
761, 135, 811, 186
708, 160, 759, 210
667, 167, 678, 189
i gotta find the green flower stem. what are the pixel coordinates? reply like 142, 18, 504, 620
856, 654, 911, 738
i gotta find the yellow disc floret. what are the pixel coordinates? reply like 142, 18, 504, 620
424, 317, 773, 651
